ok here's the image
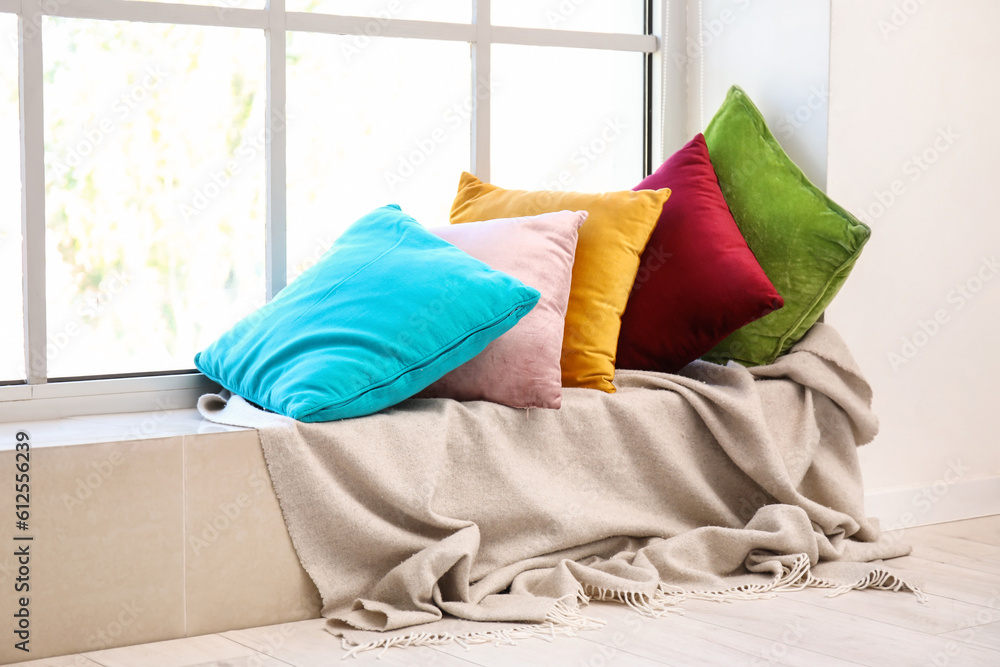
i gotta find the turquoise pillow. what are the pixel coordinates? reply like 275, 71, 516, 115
195, 205, 540, 422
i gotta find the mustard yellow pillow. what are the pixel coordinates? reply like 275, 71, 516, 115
450, 172, 670, 392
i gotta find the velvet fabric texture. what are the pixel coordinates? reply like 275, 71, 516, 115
194, 205, 540, 422
703, 86, 871, 367
616, 134, 784, 373
421, 211, 587, 409
450, 172, 669, 393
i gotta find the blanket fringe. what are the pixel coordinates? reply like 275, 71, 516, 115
584, 553, 926, 619
340, 599, 605, 660
803, 566, 929, 603
339, 554, 926, 658
650, 553, 926, 610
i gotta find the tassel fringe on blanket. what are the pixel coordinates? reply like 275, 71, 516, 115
341, 599, 603, 660
339, 554, 926, 659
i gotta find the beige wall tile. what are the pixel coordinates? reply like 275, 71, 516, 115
183, 430, 320, 636
0, 436, 185, 664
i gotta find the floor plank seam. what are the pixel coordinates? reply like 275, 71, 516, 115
211, 631, 305, 667
576, 635, 678, 666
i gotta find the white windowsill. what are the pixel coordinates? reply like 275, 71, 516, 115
0, 373, 222, 422
0, 407, 251, 450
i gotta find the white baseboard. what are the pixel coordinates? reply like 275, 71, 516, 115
864, 474, 1000, 530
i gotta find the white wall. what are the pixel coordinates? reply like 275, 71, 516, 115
690, 0, 831, 186
826, 0, 1000, 525
682, 0, 1000, 526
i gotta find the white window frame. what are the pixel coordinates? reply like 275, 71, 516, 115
0, 0, 669, 422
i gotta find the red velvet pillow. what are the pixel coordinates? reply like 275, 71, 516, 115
616, 134, 784, 373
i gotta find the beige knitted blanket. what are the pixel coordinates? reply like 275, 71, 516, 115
199, 323, 920, 656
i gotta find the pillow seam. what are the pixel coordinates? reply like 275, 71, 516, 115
297, 294, 539, 419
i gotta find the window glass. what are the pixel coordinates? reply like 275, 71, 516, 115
491, 44, 645, 192
492, 0, 646, 34
0, 13, 23, 382
286, 33, 470, 282
43, 18, 266, 378
286, 0, 471, 24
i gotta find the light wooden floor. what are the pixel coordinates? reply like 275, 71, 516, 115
14, 515, 1000, 667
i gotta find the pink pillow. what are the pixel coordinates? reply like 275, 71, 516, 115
420, 210, 587, 409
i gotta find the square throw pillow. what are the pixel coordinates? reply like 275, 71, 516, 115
419, 210, 587, 409
450, 172, 669, 393
616, 133, 784, 373
194, 205, 540, 422
703, 85, 871, 366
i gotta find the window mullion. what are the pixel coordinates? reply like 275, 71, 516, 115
471, 0, 491, 181
19, 0, 46, 385
265, 0, 287, 299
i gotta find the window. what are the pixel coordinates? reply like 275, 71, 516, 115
43, 18, 267, 378
1, 10, 23, 382
286, 34, 471, 281
1, 0, 657, 416
492, 0, 645, 34
491, 45, 645, 191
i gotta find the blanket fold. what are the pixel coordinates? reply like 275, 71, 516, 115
199, 323, 919, 656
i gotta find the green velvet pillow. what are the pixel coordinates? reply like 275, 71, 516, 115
702, 85, 871, 367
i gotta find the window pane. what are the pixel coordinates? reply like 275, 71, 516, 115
286, 33, 470, 281
491, 45, 644, 192
0, 13, 24, 382
492, 0, 646, 34
287, 0, 471, 23
44, 19, 266, 378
